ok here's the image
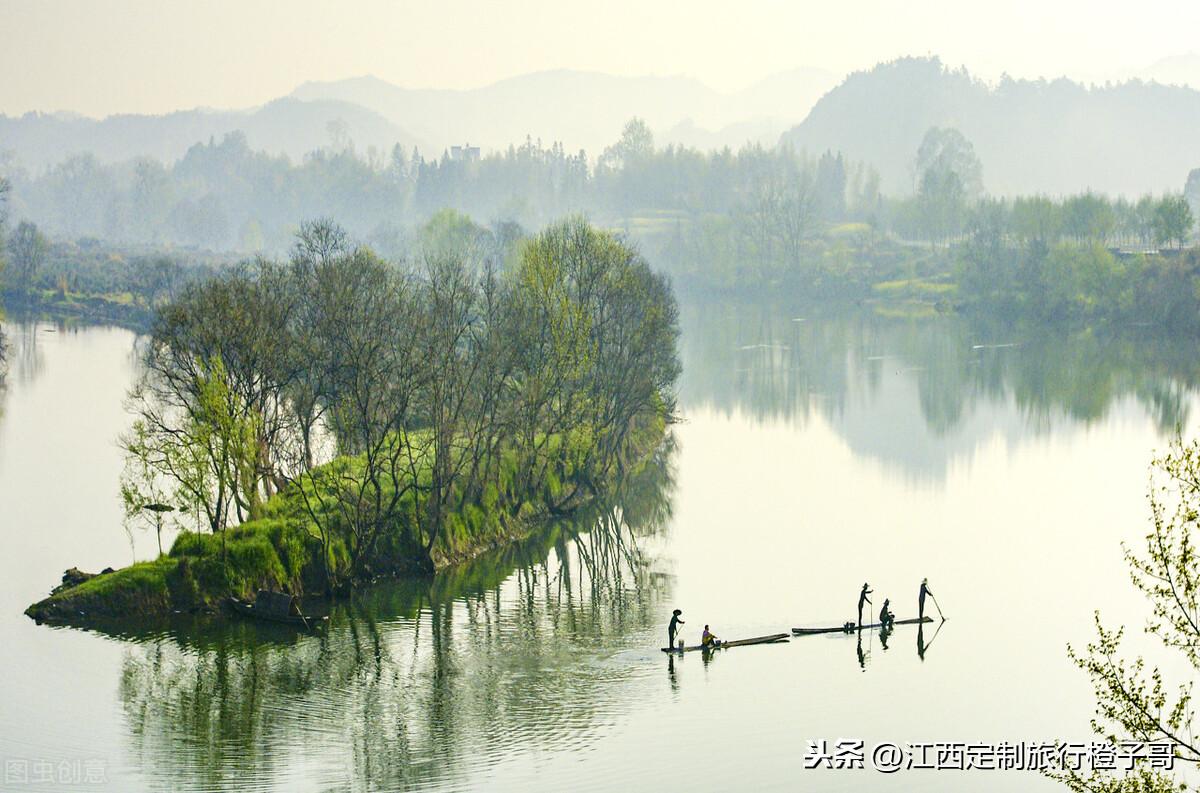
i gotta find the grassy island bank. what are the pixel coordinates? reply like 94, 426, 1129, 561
26, 216, 680, 626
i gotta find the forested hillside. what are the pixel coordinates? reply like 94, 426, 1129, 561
0, 98, 423, 170
782, 57, 1200, 196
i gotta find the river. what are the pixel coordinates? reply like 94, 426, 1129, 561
0, 304, 1194, 792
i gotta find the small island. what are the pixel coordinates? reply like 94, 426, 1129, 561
26, 217, 680, 625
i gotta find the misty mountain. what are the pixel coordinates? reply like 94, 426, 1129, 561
1135, 52, 1200, 89
781, 57, 1200, 196
0, 98, 425, 171
658, 117, 790, 151
292, 68, 837, 156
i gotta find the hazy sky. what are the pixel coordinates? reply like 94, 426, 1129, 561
4, 0, 1200, 117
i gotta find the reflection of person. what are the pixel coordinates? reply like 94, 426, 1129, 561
916, 619, 943, 661
879, 598, 894, 629
701, 625, 720, 648
668, 609, 685, 649
856, 631, 866, 669
858, 583, 873, 628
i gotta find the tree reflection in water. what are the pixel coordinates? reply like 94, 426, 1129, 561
112, 436, 677, 792
681, 300, 1200, 479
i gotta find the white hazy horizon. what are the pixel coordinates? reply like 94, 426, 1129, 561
3, 0, 1200, 118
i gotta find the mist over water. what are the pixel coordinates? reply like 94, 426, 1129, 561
1, 308, 1193, 791
3, 2, 1200, 789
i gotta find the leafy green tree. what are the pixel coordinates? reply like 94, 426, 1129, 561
1063, 192, 1116, 243
1011, 195, 1063, 251
600, 118, 654, 171
291, 244, 427, 582
917, 166, 967, 244
958, 198, 1016, 303
118, 214, 681, 584
914, 127, 984, 197
123, 356, 260, 540
815, 150, 847, 220
1058, 436, 1200, 792
417, 208, 489, 259
1135, 195, 1159, 247
412, 253, 487, 555
913, 127, 983, 244
119, 419, 183, 557
1153, 195, 1194, 249
7, 220, 48, 298
139, 264, 299, 520
1112, 197, 1139, 247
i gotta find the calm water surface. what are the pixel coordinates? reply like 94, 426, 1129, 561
1, 306, 1196, 792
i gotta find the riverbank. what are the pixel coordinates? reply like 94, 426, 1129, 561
25, 416, 669, 626
3, 288, 154, 330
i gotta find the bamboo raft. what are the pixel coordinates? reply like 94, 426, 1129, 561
792, 616, 932, 635
227, 591, 328, 630
660, 632, 790, 653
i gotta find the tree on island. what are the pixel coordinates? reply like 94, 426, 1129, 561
119, 214, 680, 590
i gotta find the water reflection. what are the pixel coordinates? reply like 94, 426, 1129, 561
916, 620, 945, 663
107, 440, 676, 792
680, 301, 1200, 479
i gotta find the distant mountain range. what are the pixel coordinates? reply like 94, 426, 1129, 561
0, 98, 425, 171
290, 67, 838, 155
1134, 52, 1200, 89
0, 68, 836, 172
3, 59, 1198, 197
781, 57, 1200, 196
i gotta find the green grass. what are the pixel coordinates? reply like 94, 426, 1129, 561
28, 415, 668, 625
829, 222, 873, 237
872, 277, 958, 297
25, 558, 177, 622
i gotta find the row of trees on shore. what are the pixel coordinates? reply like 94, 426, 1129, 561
3, 124, 884, 255
121, 216, 680, 581
3, 121, 1199, 332
6, 120, 1197, 258
904, 187, 1195, 250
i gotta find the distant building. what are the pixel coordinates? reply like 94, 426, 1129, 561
449, 143, 481, 162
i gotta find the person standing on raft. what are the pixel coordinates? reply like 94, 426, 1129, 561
668, 609, 685, 649
919, 578, 942, 621
857, 583, 873, 628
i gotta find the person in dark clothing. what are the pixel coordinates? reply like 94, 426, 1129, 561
668, 609, 685, 649
919, 579, 934, 620
857, 583, 873, 628
879, 598, 894, 629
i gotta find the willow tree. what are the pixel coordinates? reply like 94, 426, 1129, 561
1058, 437, 1200, 792
507, 218, 679, 507
141, 264, 300, 519
287, 244, 426, 583
122, 356, 260, 539
505, 219, 594, 509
